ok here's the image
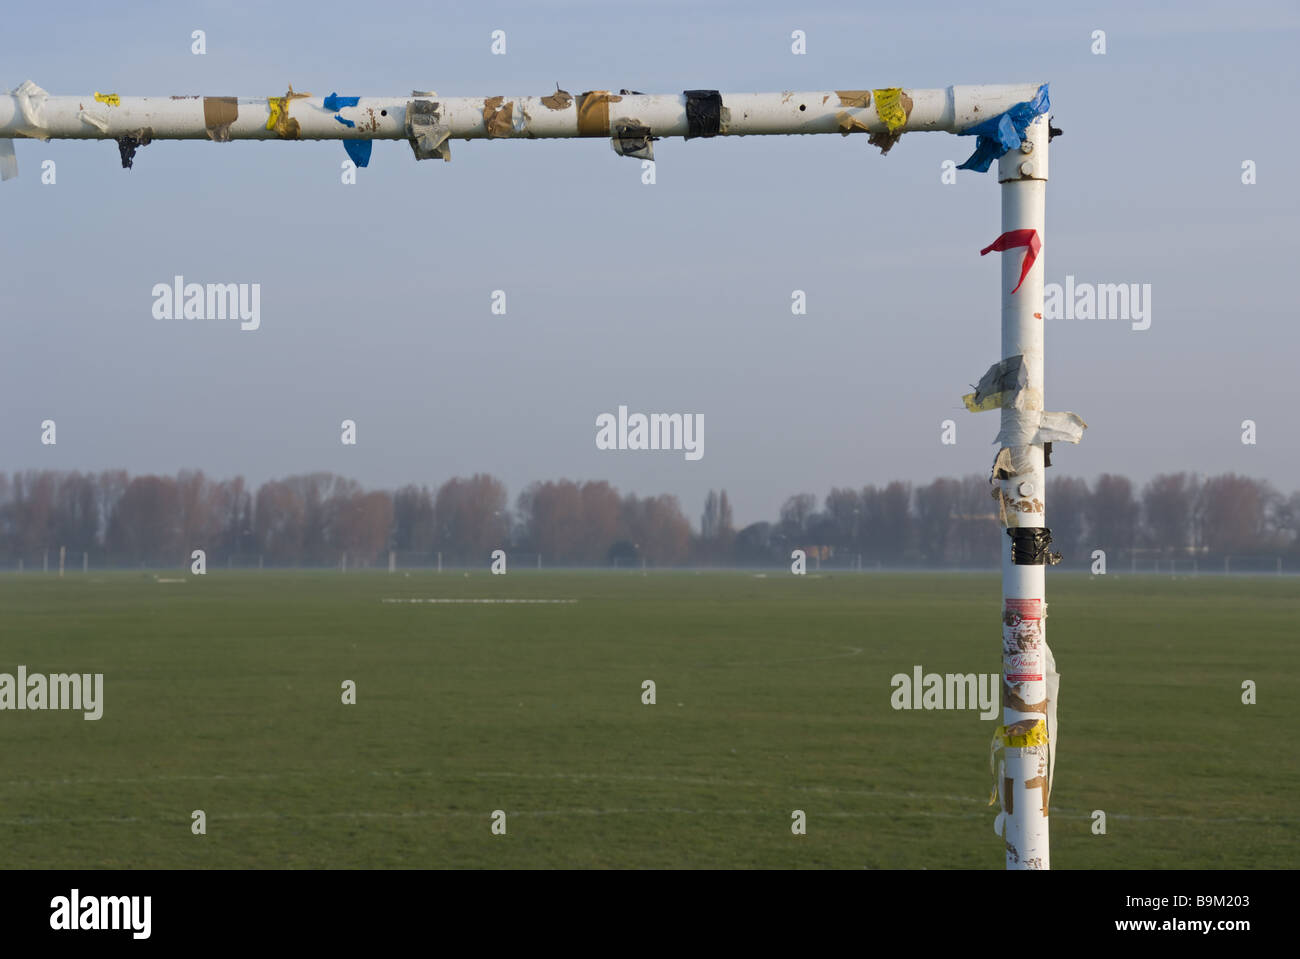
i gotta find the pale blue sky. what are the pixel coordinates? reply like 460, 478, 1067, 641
2, 0, 1297, 526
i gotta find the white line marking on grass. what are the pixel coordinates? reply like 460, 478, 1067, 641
381, 598, 577, 604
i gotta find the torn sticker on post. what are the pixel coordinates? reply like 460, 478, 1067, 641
958, 82, 1049, 172
406, 99, 450, 161
996, 487, 1044, 528
995, 409, 1087, 447
1003, 597, 1043, 654
203, 97, 239, 142
1003, 678, 1046, 711
963, 355, 1029, 412
980, 229, 1041, 294
541, 88, 573, 110
991, 446, 1035, 480
482, 96, 514, 138
93, 92, 120, 107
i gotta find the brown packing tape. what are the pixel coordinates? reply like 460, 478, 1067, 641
576, 91, 621, 137
868, 131, 901, 154
1003, 778, 1014, 815
867, 89, 914, 155
992, 487, 1010, 527
541, 89, 573, 110
835, 90, 871, 108
835, 111, 870, 135
203, 97, 238, 142
482, 96, 514, 138
1003, 718, 1043, 741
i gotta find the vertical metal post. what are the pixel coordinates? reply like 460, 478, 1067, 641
998, 114, 1050, 870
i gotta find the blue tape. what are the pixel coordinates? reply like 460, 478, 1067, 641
326, 92, 360, 129
323, 92, 360, 111
957, 83, 1050, 173
343, 139, 372, 168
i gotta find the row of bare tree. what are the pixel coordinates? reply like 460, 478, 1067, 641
766, 473, 1298, 567
0, 470, 1294, 568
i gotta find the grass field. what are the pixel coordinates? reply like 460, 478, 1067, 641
1, 569, 1296, 869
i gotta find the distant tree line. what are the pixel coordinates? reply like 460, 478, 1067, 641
0, 469, 1295, 570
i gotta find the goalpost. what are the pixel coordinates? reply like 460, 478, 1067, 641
0, 80, 1079, 870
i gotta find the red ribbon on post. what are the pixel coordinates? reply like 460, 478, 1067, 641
980, 229, 1041, 294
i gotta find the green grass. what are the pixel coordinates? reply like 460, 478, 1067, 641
1, 569, 1296, 868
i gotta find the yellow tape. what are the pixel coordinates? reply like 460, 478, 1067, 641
266, 86, 310, 138
93, 92, 120, 107
873, 88, 907, 133
996, 719, 1048, 748
962, 390, 1007, 413
988, 719, 1048, 807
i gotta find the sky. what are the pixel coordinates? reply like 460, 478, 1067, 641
1, 0, 1297, 528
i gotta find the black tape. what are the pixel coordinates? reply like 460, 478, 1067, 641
116, 130, 152, 170
1007, 527, 1061, 566
1043, 442, 1053, 468
684, 90, 722, 139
